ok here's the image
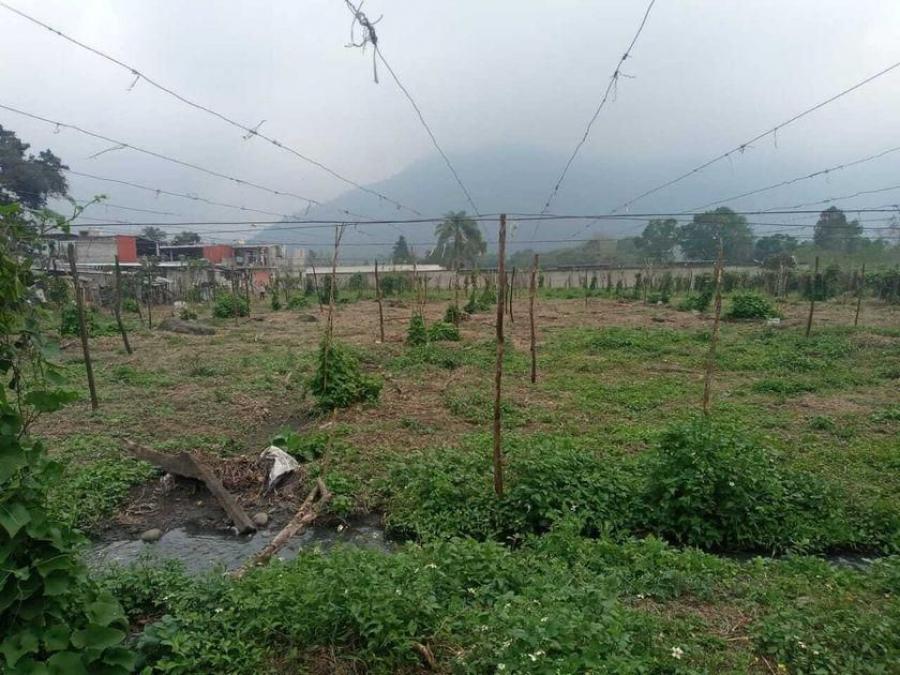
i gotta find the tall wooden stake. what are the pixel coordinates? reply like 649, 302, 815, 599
529, 254, 539, 384
702, 239, 724, 416
492, 214, 507, 497
145, 271, 153, 329
113, 255, 132, 354
805, 256, 819, 338
508, 267, 516, 323
67, 244, 99, 410
311, 262, 322, 312
374, 260, 385, 343
854, 262, 865, 327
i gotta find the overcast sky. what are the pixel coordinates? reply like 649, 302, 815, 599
2, 0, 899, 245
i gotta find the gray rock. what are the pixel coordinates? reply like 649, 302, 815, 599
298, 314, 319, 323
252, 512, 269, 527
157, 317, 216, 335
140, 528, 162, 543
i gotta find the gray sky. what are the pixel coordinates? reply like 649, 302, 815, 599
2, 0, 899, 243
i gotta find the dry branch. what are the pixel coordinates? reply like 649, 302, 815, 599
125, 441, 256, 534
234, 478, 331, 578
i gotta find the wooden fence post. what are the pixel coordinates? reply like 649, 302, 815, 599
529, 254, 539, 384
508, 267, 516, 323
805, 256, 819, 338
854, 262, 865, 327
311, 263, 322, 312
67, 244, 99, 410
492, 214, 507, 497
113, 255, 132, 354
702, 239, 724, 416
374, 260, 385, 343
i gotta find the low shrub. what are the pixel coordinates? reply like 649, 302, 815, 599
406, 313, 427, 346
443, 303, 463, 325
269, 428, 337, 463
269, 294, 281, 311
726, 291, 777, 319
677, 289, 713, 312
179, 306, 198, 320
308, 340, 381, 410
121, 297, 140, 313
643, 417, 844, 552
427, 320, 460, 342
287, 293, 309, 310
212, 293, 249, 318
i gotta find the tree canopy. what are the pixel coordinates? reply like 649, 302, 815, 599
140, 226, 168, 242
0, 125, 68, 208
678, 208, 753, 263
635, 218, 679, 262
171, 230, 201, 245
754, 233, 798, 262
813, 207, 863, 253
391, 235, 415, 264
431, 211, 485, 269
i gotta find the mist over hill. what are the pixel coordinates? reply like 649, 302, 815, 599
253, 144, 895, 263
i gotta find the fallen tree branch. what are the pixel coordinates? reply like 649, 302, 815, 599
413, 642, 437, 670
125, 440, 256, 534
233, 478, 331, 578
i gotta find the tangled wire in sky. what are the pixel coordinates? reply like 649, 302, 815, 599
344, 0, 382, 83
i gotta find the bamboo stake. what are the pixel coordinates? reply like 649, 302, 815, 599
805, 256, 819, 338
113, 255, 132, 354
529, 254, 538, 384
374, 260, 385, 342
854, 262, 865, 327
508, 267, 516, 323
311, 262, 322, 312
67, 244, 98, 410
702, 239, 724, 416
492, 214, 507, 497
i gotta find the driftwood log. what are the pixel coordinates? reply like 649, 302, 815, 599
125, 441, 256, 534
233, 478, 331, 578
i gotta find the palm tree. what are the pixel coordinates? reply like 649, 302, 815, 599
432, 211, 485, 271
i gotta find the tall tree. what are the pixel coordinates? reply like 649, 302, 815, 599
140, 226, 168, 242
813, 207, 863, 253
0, 125, 68, 208
431, 211, 485, 269
679, 207, 754, 263
171, 230, 201, 245
391, 235, 415, 264
635, 218, 679, 262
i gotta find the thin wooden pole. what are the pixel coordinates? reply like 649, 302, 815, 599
67, 244, 99, 410
854, 262, 865, 327
805, 256, 819, 338
311, 262, 322, 312
145, 270, 153, 329
529, 254, 538, 384
492, 214, 507, 497
374, 260, 385, 343
702, 239, 724, 416
113, 255, 132, 354
508, 267, 516, 323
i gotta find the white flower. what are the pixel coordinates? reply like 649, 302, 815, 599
424, 563, 438, 569
797, 640, 807, 649
497, 665, 506, 672
671, 646, 684, 660
540, 616, 549, 623
214, 608, 223, 614
728, 481, 735, 487
337, 524, 345, 532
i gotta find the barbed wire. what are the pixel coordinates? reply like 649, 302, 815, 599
0, 0, 423, 216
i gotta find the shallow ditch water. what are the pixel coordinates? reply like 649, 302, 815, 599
89, 514, 391, 574
89, 516, 877, 575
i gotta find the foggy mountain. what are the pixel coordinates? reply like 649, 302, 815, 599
252, 143, 898, 263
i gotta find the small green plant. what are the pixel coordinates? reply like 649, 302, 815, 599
270, 428, 330, 462
427, 320, 460, 342
644, 417, 843, 552
270, 294, 282, 311
726, 291, 777, 319
677, 289, 713, 312
443, 303, 463, 325
121, 297, 139, 313
60, 302, 96, 336
308, 340, 381, 409
213, 293, 249, 318
406, 313, 428, 346
287, 293, 309, 310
